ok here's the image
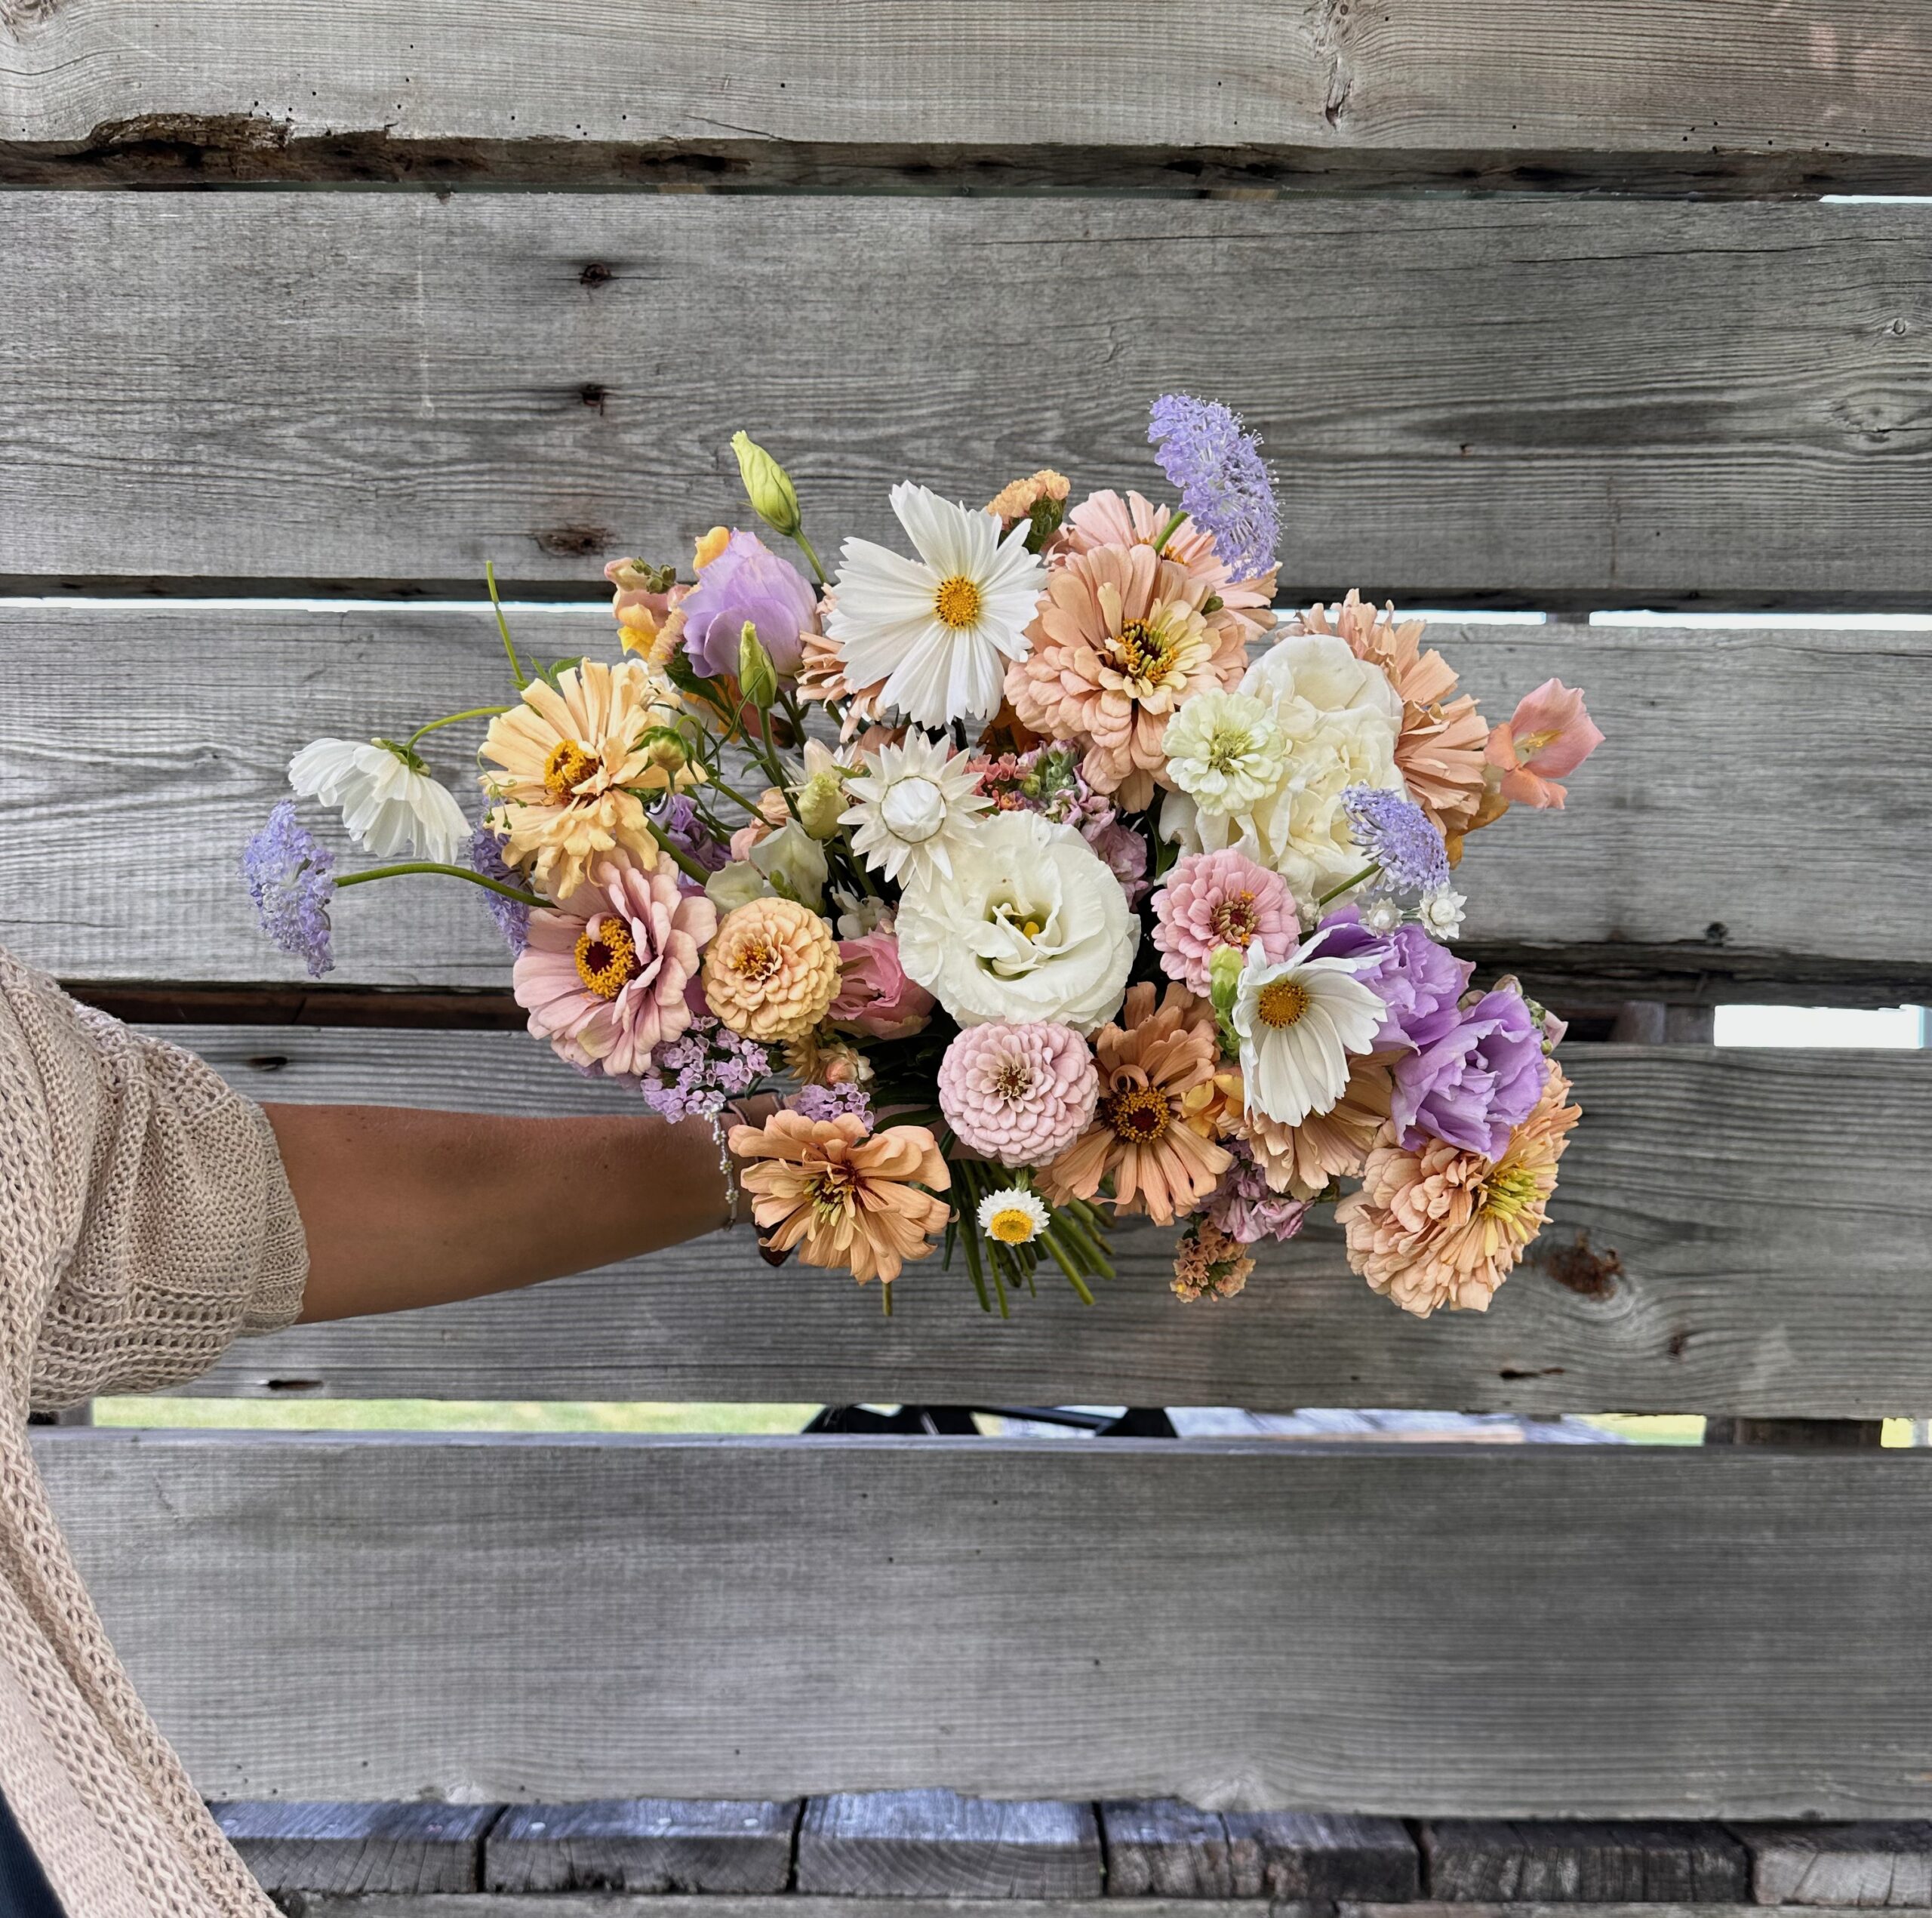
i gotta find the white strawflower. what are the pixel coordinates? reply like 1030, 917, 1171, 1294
1232, 932, 1386, 1128
1162, 688, 1287, 812
897, 810, 1137, 1034
839, 729, 989, 886
289, 737, 470, 864
978, 1187, 1050, 1246
1420, 886, 1466, 940
826, 482, 1047, 727
1361, 897, 1404, 932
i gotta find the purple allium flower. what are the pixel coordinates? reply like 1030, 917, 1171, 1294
1390, 984, 1549, 1160
638, 1016, 771, 1122
1147, 393, 1279, 580
653, 793, 731, 873
242, 800, 336, 977
678, 530, 818, 679
1206, 1139, 1311, 1245
790, 1081, 873, 1126
468, 820, 530, 956
1342, 784, 1450, 898
1315, 908, 1472, 1053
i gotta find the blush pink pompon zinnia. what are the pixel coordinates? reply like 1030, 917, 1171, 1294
938, 1021, 1100, 1168
513, 852, 718, 1076
1151, 848, 1299, 996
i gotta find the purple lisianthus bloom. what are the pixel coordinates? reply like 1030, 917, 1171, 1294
1390, 984, 1549, 1160
653, 793, 730, 873
1315, 907, 1472, 1052
242, 800, 337, 977
677, 530, 817, 679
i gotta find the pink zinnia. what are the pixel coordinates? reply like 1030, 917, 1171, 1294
1150, 848, 1298, 996
938, 1022, 1100, 1168
1060, 488, 1277, 642
1486, 679, 1604, 810
514, 852, 718, 1076
829, 930, 935, 1041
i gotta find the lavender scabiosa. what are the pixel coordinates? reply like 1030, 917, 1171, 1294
468, 820, 531, 956
638, 1016, 771, 1123
1341, 784, 1450, 899
242, 800, 337, 977
1147, 393, 1279, 580
791, 1081, 873, 1127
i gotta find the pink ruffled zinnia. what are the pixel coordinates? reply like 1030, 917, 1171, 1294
938, 1021, 1100, 1168
1486, 678, 1604, 810
1061, 488, 1276, 642
514, 852, 718, 1076
1150, 848, 1298, 996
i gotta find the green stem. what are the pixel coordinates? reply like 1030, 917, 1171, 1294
753, 709, 804, 823
406, 706, 509, 750
1150, 508, 1188, 556
1038, 1227, 1096, 1306
644, 818, 713, 885
1315, 860, 1380, 909
790, 528, 828, 587
485, 562, 527, 690
336, 862, 544, 907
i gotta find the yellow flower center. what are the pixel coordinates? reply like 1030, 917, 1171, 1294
574, 920, 641, 1000
1112, 617, 1176, 682
986, 1205, 1038, 1245
810, 1162, 861, 1219
1257, 977, 1311, 1030
730, 936, 783, 985
933, 575, 983, 629
1209, 893, 1259, 947
1514, 726, 1559, 764
1481, 1162, 1543, 1226
543, 739, 598, 802
1204, 721, 1254, 774
1103, 1084, 1171, 1147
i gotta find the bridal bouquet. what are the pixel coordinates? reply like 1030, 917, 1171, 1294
244, 396, 1601, 1318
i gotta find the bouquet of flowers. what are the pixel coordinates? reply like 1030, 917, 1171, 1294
244, 396, 1601, 1318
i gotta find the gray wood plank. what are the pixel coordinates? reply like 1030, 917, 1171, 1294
264, 1904, 1932, 1918
1225, 1812, 1421, 1901
0, 195, 1929, 603
485, 1799, 798, 1894
33, 1431, 1932, 1815
7, 3, 1932, 193
1425, 1824, 1749, 1903
133, 1030, 1932, 1419
209, 1799, 498, 1895
1103, 1800, 1236, 1897
1734, 1825, 1932, 1907
798, 1793, 1103, 1898
3, 608, 1927, 1000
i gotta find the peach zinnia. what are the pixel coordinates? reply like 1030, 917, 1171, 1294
1005, 543, 1247, 811
1040, 982, 1232, 1226
1240, 1056, 1393, 1201
1061, 488, 1277, 646
728, 1111, 952, 1286
703, 897, 841, 1044
1337, 1064, 1581, 1317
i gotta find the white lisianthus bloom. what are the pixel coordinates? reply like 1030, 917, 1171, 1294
289, 737, 471, 864
1161, 688, 1287, 813
826, 482, 1048, 728
978, 1187, 1050, 1246
897, 811, 1137, 1034
839, 729, 989, 886
1232, 931, 1386, 1128
1161, 631, 1405, 902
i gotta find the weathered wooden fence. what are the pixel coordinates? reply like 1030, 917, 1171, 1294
4, 0, 1932, 1833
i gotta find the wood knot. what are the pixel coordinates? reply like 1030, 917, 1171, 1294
1540, 1231, 1623, 1299
579, 262, 615, 288
534, 525, 613, 558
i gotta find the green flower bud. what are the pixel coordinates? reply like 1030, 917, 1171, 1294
737, 620, 779, 710
731, 429, 801, 539
1208, 944, 1246, 1058
796, 767, 848, 841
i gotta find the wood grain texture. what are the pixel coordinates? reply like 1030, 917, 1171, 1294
1103, 1803, 1419, 1900
34, 1430, 1932, 1814
209, 1799, 498, 1895
7, 2, 1932, 192
5, 609, 1928, 999
485, 1800, 798, 1895
796, 1793, 1102, 1898
150, 1028, 1932, 1418
1423, 1824, 1749, 1903
1736, 1824, 1932, 1907
1, 195, 1929, 603
270, 1906, 1931, 1918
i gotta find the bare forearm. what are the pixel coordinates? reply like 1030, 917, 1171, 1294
263, 1105, 733, 1322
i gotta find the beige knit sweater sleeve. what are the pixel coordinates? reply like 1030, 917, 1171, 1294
0, 951, 309, 1412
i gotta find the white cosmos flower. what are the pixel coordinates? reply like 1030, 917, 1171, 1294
826, 482, 1048, 728
838, 729, 989, 887
978, 1187, 1050, 1246
289, 738, 470, 864
897, 810, 1137, 1034
1231, 931, 1386, 1128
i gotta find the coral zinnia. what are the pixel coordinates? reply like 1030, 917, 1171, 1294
1060, 488, 1276, 647
481, 658, 693, 903
702, 897, 841, 1043
728, 1111, 952, 1286
513, 852, 718, 1076
1005, 543, 1248, 811
1039, 983, 1232, 1226
1337, 1064, 1581, 1317
1240, 1055, 1393, 1202
1298, 592, 1491, 848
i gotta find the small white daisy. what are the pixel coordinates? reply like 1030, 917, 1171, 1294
289, 737, 470, 864
1419, 885, 1467, 941
826, 482, 1047, 728
1232, 933, 1386, 1128
977, 1186, 1050, 1246
839, 730, 989, 887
